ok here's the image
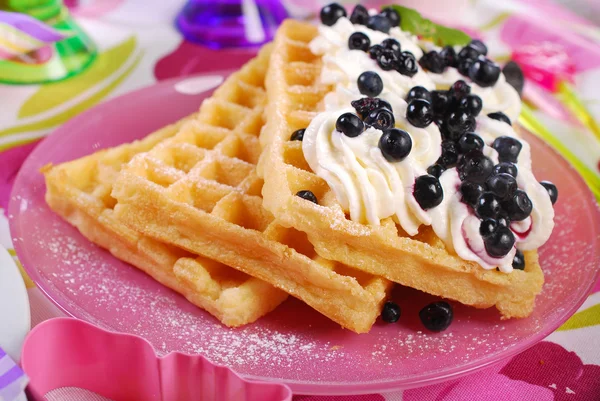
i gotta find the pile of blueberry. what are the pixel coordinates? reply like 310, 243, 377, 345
381, 300, 453, 332
419, 39, 501, 88
321, 3, 401, 34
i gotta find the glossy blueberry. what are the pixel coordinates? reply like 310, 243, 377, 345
376, 48, 399, 71
487, 111, 512, 126
486, 173, 517, 200
367, 14, 391, 33
381, 301, 401, 323
457, 58, 474, 76
480, 218, 498, 237
381, 7, 401, 27
320, 3, 346, 26
357, 71, 383, 97
460, 181, 484, 205
396, 51, 418, 77
503, 61, 524, 96
430, 90, 451, 116
540, 181, 558, 205
502, 189, 532, 221
459, 94, 483, 116
419, 301, 453, 332
364, 108, 395, 131
290, 128, 305, 141
419, 51, 445, 73
381, 38, 401, 55
475, 192, 501, 219
414, 175, 444, 210
379, 128, 412, 162
492, 136, 522, 163
445, 110, 476, 140
349, 4, 369, 25
440, 45, 457, 68
427, 164, 445, 178
407, 86, 432, 103
406, 99, 433, 128
348, 32, 370, 51
493, 162, 518, 178
336, 112, 364, 137
437, 141, 460, 168
512, 249, 525, 270
458, 132, 484, 153
469, 39, 488, 56
458, 150, 494, 184
497, 215, 511, 227
351, 97, 392, 118
368, 44, 384, 59
458, 44, 482, 61
469, 58, 501, 87
484, 225, 515, 258
296, 190, 318, 204
450, 80, 471, 99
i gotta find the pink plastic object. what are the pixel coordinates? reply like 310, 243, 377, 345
9, 73, 600, 395
512, 42, 576, 92
21, 318, 292, 401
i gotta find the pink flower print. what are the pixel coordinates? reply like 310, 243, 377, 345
501, 341, 600, 400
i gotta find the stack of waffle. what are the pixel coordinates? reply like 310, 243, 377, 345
44, 20, 544, 334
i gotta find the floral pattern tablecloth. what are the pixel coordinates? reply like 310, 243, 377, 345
1, 0, 599, 399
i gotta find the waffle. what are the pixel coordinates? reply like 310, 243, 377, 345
258, 20, 544, 318
111, 52, 393, 335
43, 49, 290, 328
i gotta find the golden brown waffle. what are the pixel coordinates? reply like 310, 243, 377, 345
43, 49, 290, 328
111, 50, 393, 335
258, 20, 544, 319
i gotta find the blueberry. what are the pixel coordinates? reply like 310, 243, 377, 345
457, 58, 474, 76
503, 61, 524, 96
486, 173, 517, 200
419, 51, 446, 73
440, 45, 457, 68
427, 164, 445, 178
480, 218, 498, 237
396, 51, 418, 77
381, 38, 401, 55
469, 39, 488, 56
512, 249, 525, 270
406, 99, 433, 128
368, 44, 384, 60
459, 94, 483, 116
437, 141, 460, 168
381, 7, 401, 27
414, 175, 444, 210
377, 48, 399, 71
488, 111, 512, 126
431, 90, 451, 116
492, 136, 522, 163
449, 80, 471, 99
407, 86, 432, 103
458, 44, 482, 61
469, 59, 501, 88
351, 97, 392, 118
364, 108, 395, 131
540, 181, 558, 204
367, 14, 391, 33
493, 162, 518, 178
484, 225, 515, 258
502, 189, 532, 221
445, 111, 476, 140
320, 3, 346, 26
296, 190, 318, 204
336, 112, 364, 137
381, 301, 401, 323
458, 150, 494, 184
379, 128, 412, 162
475, 192, 501, 219
458, 132, 484, 153
357, 71, 383, 97
498, 215, 511, 227
460, 181, 484, 205
290, 128, 305, 141
349, 4, 369, 25
348, 32, 370, 51
419, 301, 453, 332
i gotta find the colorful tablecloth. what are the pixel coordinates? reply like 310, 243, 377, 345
1, 0, 599, 400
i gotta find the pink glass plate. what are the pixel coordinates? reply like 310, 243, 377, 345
9, 73, 600, 395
